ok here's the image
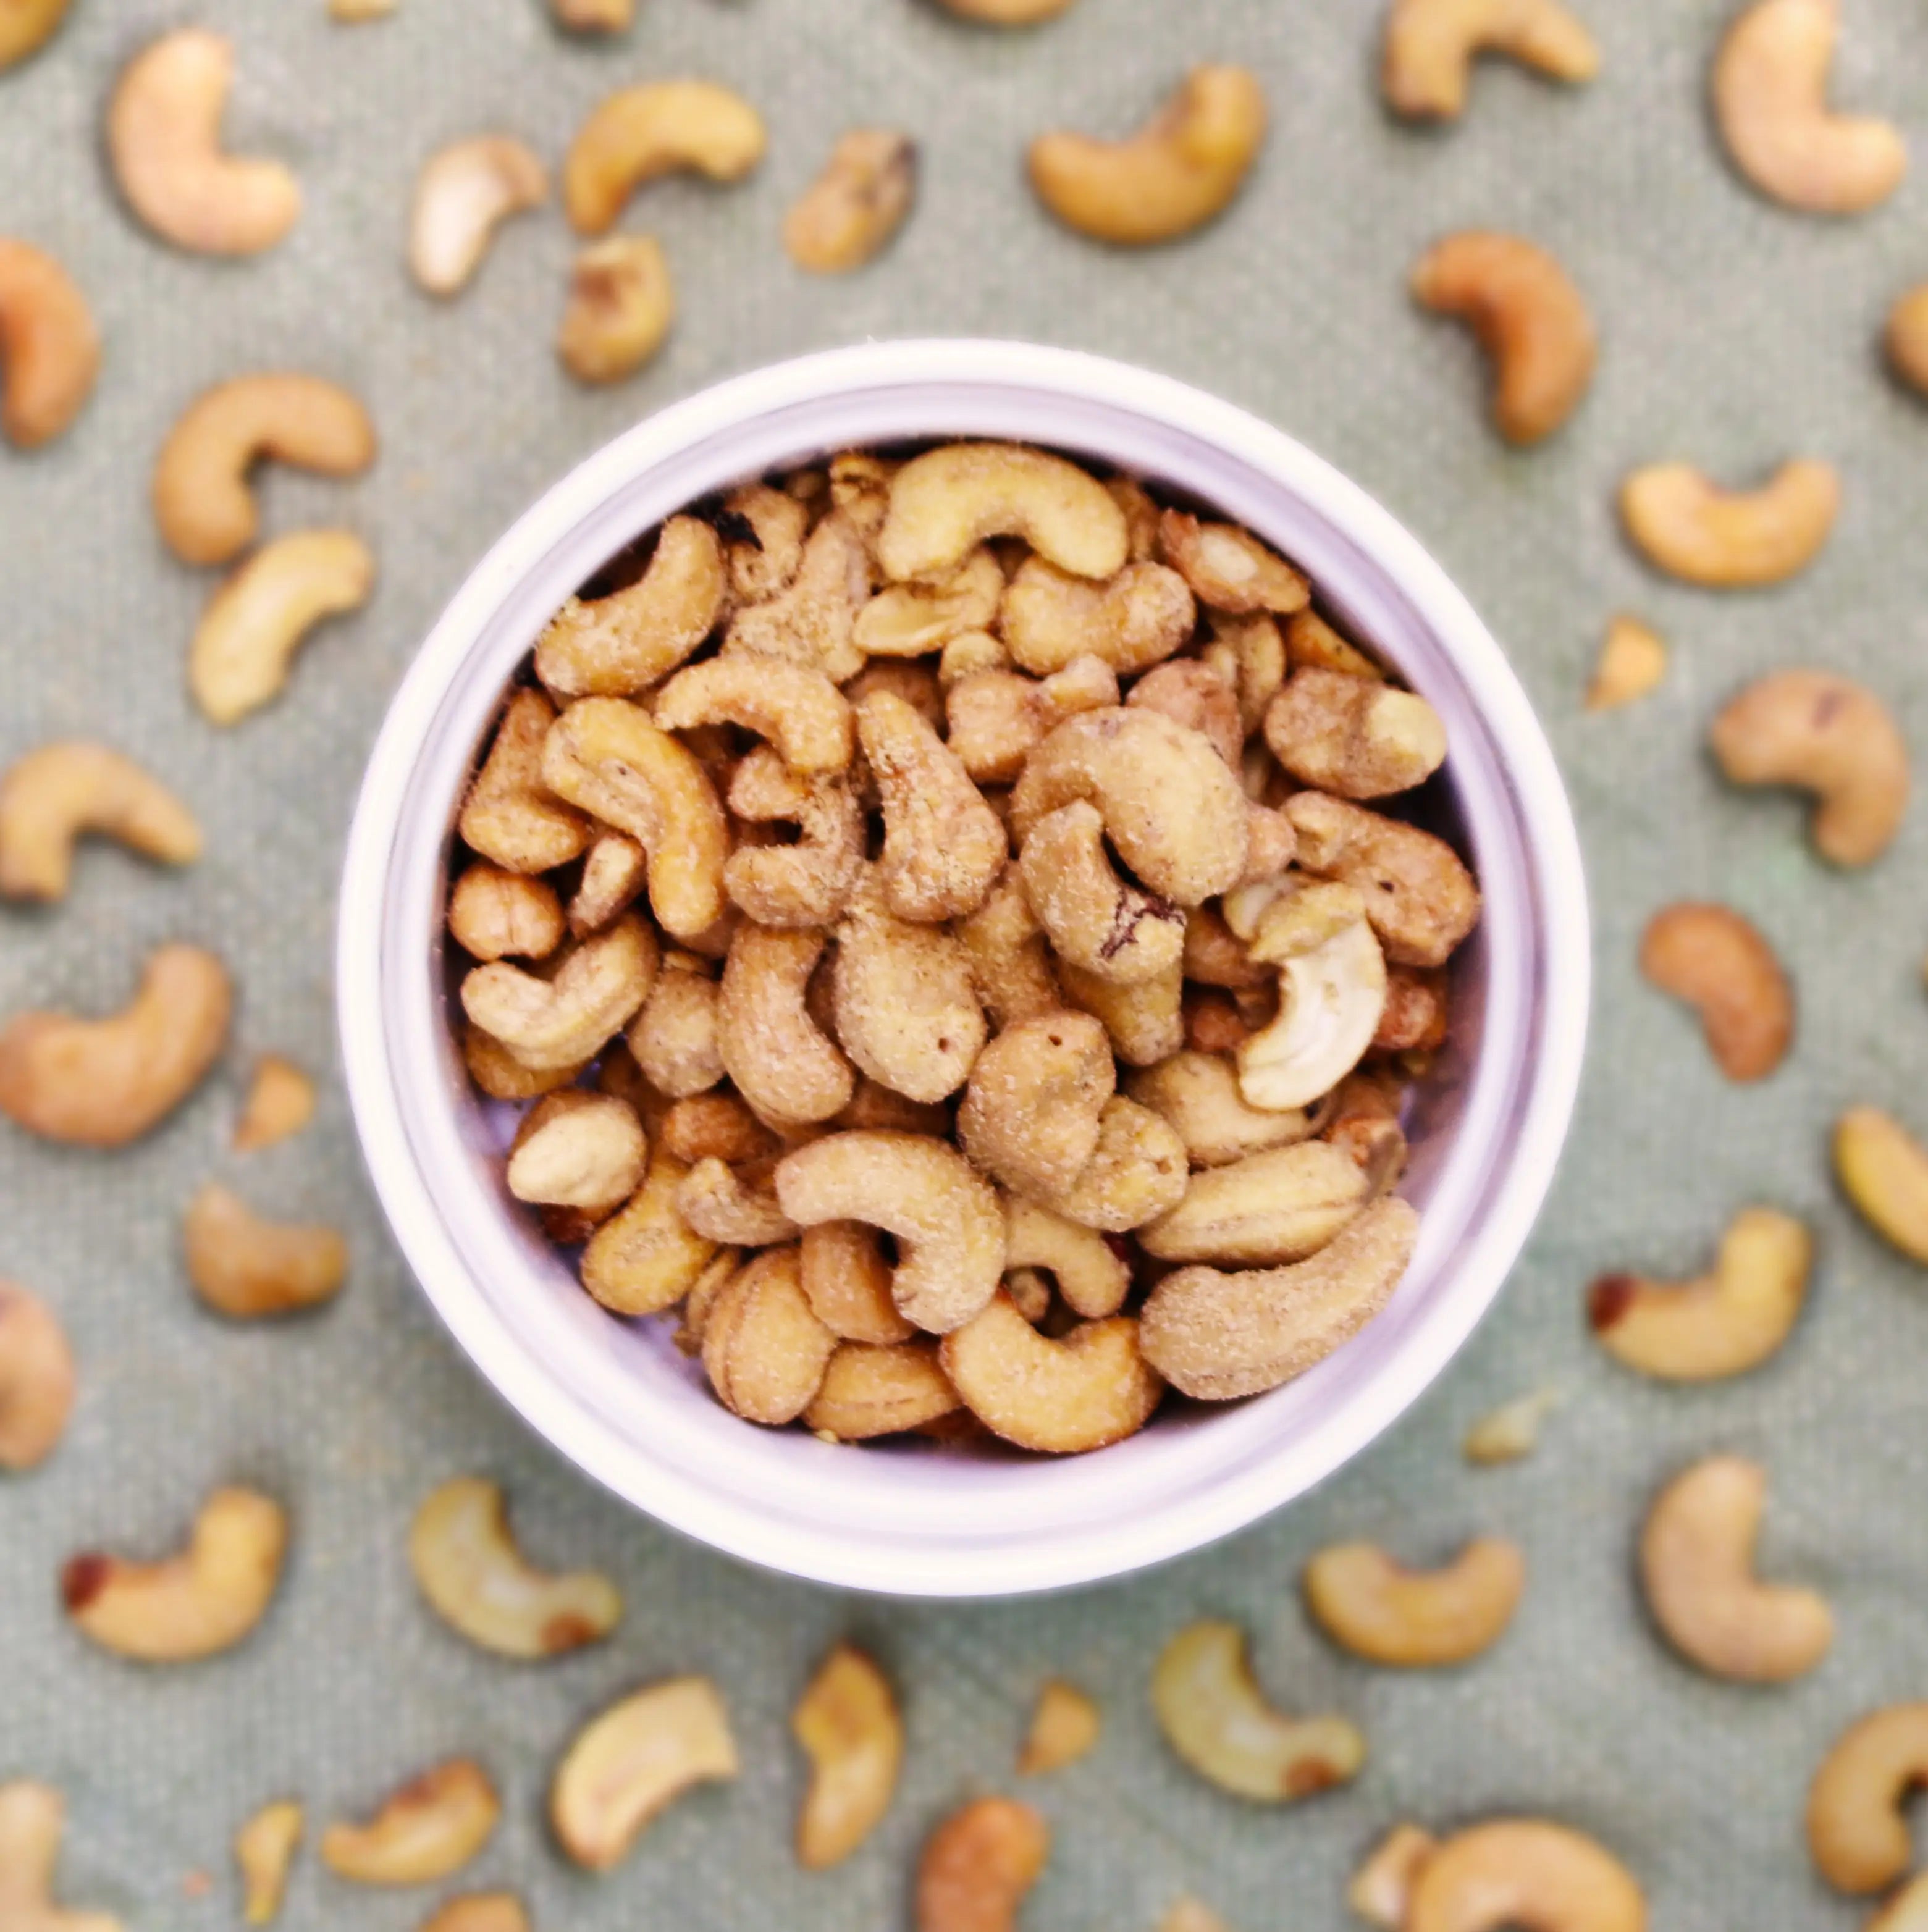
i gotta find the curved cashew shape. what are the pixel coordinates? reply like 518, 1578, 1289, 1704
1639, 901, 1791, 1082
1021, 799, 1184, 984
1835, 1107, 1928, 1266
701, 1245, 837, 1422
0, 943, 230, 1147
564, 80, 766, 234
800, 1222, 915, 1345
858, 689, 1005, 922
1619, 458, 1839, 587
462, 914, 658, 1072
0, 1781, 122, 1932
1237, 914, 1387, 1111
558, 235, 675, 384
1029, 65, 1266, 246
1303, 1537, 1525, 1667
0, 1282, 75, 1471
1640, 1455, 1832, 1682
419, 1897, 528, 1932
62, 1486, 286, 1661
791, 1643, 902, 1868
1383, 0, 1601, 120
1405, 1820, 1646, 1932
184, 1183, 348, 1319
320, 1761, 498, 1885
934, 0, 1077, 19
1349, 1824, 1439, 1929
234, 1800, 301, 1927
0, 0, 72, 70
536, 518, 724, 699
1153, 1620, 1365, 1801
411, 136, 547, 296
1589, 1206, 1811, 1380
1048, 1094, 1188, 1231
916, 1797, 1049, 1932
725, 509, 870, 682
1141, 1141, 1371, 1268
832, 882, 987, 1104
856, 547, 1002, 658
1003, 1196, 1130, 1318
1713, 0, 1905, 216
958, 1010, 1113, 1199
581, 1146, 718, 1316
803, 1338, 959, 1437
718, 926, 853, 1125
1127, 1049, 1315, 1167
0, 240, 99, 449
459, 689, 589, 876
785, 128, 917, 274
107, 32, 301, 255
654, 656, 852, 773
1287, 793, 1481, 969
0, 742, 200, 901
232, 1056, 314, 1159
725, 749, 861, 928
1808, 1703, 1928, 1892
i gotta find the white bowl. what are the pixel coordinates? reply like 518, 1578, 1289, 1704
337, 340, 1588, 1599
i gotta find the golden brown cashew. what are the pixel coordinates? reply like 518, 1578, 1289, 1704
1129, 660, 1244, 768
1405, 1820, 1646, 1932
1142, 1142, 1371, 1267
463, 1023, 583, 1102
419, 1897, 529, 1932
946, 658, 1120, 784
792, 1644, 902, 1868
1265, 668, 1449, 801
1018, 1681, 1100, 1776
550, 1678, 739, 1870
856, 548, 1003, 658
0, 1282, 75, 1471
230, 1057, 312, 1156
551, 0, 632, 30
1349, 1823, 1438, 1928
0, 1781, 122, 1932
234, 1799, 301, 1926
701, 1245, 836, 1422
1712, 0, 1905, 215
581, 1146, 718, 1314
107, 31, 301, 254
410, 137, 547, 296
1286, 793, 1481, 968
958, 1010, 1113, 1199
1588, 1206, 1811, 1380
1808, 1703, 1928, 1892
1887, 284, 1928, 399
799, 1222, 914, 1345
1639, 901, 1791, 1082
916, 1797, 1049, 1932
629, 955, 724, 1096
448, 863, 565, 962
1029, 67, 1265, 246
1126, 1051, 1316, 1167
0, 943, 229, 1147
726, 510, 871, 682
0, 742, 200, 901
1619, 459, 1839, 587
718, 926, 854, 1125
954, 865, 1062, 1029
832, 881, 987, 1103
725, 749, 862, 928
654, 656, 853, 773
1160, 511, 1309, 617
1058, 956, 1184, 1068
459, 689, 589, 875
1303, 1537, 1525, 1666
1586, 615, 1668, 711
1047, 1094, 1187, 1230
1835, 1107, 1928, 1266
564, 81, 767, 235
184, 1183, 348, 1319
558, 235, 675, 384
1237, 913, 1388, 1111
1709, 670, 1908, 866
1021, 800, 1185, 985
0, 240, 99, 449
857, 689, 1006, 921
804, 1339, 959, 1437
1410, 230, 1596, 443
63, 1485, 286, 1661
1003, 1197, 1130, 1317
462, 914, 658, 1071
934, 0, 1077, 19
190, 530, 376, 725
1867, 1872, 1928, 1932
785, 129, 916, 274
568, 834, 646, 937
1383, 0, 1601, 119
721, 483, 808, 602
321, 1762, 498, 1885
1153, 1620, 1365, 1800
0, 0, 71, 70
1640, 1455, 1832, 1682
507, 1091, 647, 1229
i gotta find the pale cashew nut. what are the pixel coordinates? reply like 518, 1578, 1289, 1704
0, 1282, 75, 1471
946, 658, 1120, 784
108, 32, 301, 254
792, 1644, 901, 1868
550, 1678, 738, 1870
1712, 0, 1905, 215
1142, 1141, 1371, 1267
1152, 1620, 1365, 1801
1237, 915, 1389, 1111
1463, 1387, 1558, 1466
655, 655, 852, 774
1887, 284, 1928, 400
1303, 1537, 1525, 1667
459, 689, 589, 876
62, 1485, 286, 1661
564, 82, 766, 234
461, 914, 658, 1070
190, 530, 376, 725
1639, 901, 1791, 1082
1619, 458, 1839, 587
1265, 670, 1447, 800
1021, 800, 1185, 984
506, 1091, 647, 1228
1586, 615, 1668, 711
1029, 66, 1265, 246
0, 0, 71, 70
1003, 1196, 1129, 1318
1349, 1823, 1438, 1928
1808, 1703, 1928, 1892
956, 866, 1063, 1029
184, 1183, 348, 1319
1640, 1454, 1832, 1682
411, 136, 547, 296
0, 943, 229, 1147
856, 547, 1001, 657
1002, 556, 1195, 674
0, 742, 200, 901
677, 1157, 795, 1247
0, 240, 99, 449
1588, 1206, 1811, 1380
0, 1782, 122, 1932
785, 129, 916, 274
1383, 0, 1601, 119
856, 689, 1005, 920
321, 1762, 497, 1886
1405, 1820, 1646, 1932
1709, 669, 1908, 866
958, 1010, 1113, 1199
448, 863, 565, 962
558, 236, 674, 384
1159, 510, 1308, 617
629, 956, 724, 1096
1835, 1107, 1928, 1266
234, 1800, 301, 1927
917, 1797, 1048, 1932
1018, 1681, 1100, 1776
581, 1147, 718, 1315
803, 1338, 959, 1437
1126, 1051, 1315, 1167
1286, 792, 1481, 967
725, 510, 870, 682
1056, 959, 1185, 1071
725, 749, 862, 928
800, 1222, 915, 1344
718, 926, 854, 1125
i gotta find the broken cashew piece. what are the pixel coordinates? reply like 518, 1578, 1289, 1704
785, 129, 916, 274
234, 1800, 301, 1927
1587, 616, 1668, 711
1619, 459, 1839, 588
184, 1183, 348, 1319
1808, 1702, 1928, 1893
792, 1643, 901, 1868
1019, 1681, 1100, 1776
321, 1761, 498, 1886
1383, 0, 1601, 119
0, 742, 200, 901
559, 235, 675, 384
564, 81, 766, 234
1834, 1107, 1928, 1266
916, 1797, 1049, 1932
0, 1282, 75, 1471
1405, 1820, 1646, 1932
411, 136, 547, 296
234, 1054, 315, 1151
0, 239, 99, 449
1303, 1537, 1525, 1667
1349, 1823, 1438, 1929
0, 1781, 122, 1932
1463, 1387, 1557, 1465
1639, 901, 1791, 1082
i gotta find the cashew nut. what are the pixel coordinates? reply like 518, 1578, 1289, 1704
507, 1091, 647, 1233
1046, 1094, 1188, 1231
933, 0, 1076, 19
718, 926, 853, 1125
0, 1282, 74, 1471
676, 1157, 793, 1246
564, 81, 766, 234
725, 510, 871, 682
0, 943, 229, 1147
798, 1221, 915, 1345
448, 863, 565, 962
1029, 66, 1265, 246
229, 1055, 314, 1155
234, 1800, 301, 1926
1018, 1680, 1100, 1776
1303, 1537, 1525, 1667
463, 1023, 581, 1102
725, 749, 861, 928
1349, 1823, 1438, 1928
0, 0, 70, 70
1868, 1873, 1928, 1932
0, 742, 200, 901
62, 1485, 286, 1661
107, 32, 301, 254
1586, 615, 1668, 711
1382, 0, 1601, 119
459, 689, 589, 876
1153, 1620, 1365, 1801
791, 1643, 901, 1868
803, 1338, 960, 1437
419, 1897, 528, 1932
855, 548, 1001, 659
1809, 1704, 1928, 1892
916, 1798, 1048, 1932
660, 1091, 778, 1168
1236, 914, 1388, 1111
1619, 458, 1839, 587
946, 658, 1120, 784
550, 1677, 738, 1870
190, 529, 376, 724
958, 1010, 1112, 1199
1287, 608, 1384, 682
1463, 1387, 1557, 1465
463, 914, 657, 1071
701, 1245, 838, 1422
1287, 792, 1481, 968
654, 655, 852, 773
1887, 284, 1928, 400
954, 865, 1062, 1030
184, 1183, 348, 1319
1021, 800, 1185, 985
581, 1146, 718, 1314
1142, 1141, 1371, 1267
558, 236, 675, 384
0, 1782, 121, 1932
1406, 1820, 1646, 1932
785, 128, 916, 274
628, 957, 723, 1097
1835, 1107, 1928, 1266
1589, 1206, 1811, 1380
0, 240, 99, 449
1003, 1196, 1129, 1318
1128, 660, 1244, 771
411, 137, 547, 296
321, 1762, 497, 1886
1709, 669, 1908, 866
1159, 510, 1308, 618
1126, 1051, 1314, 1167
1639, 901, 1791, 1082
718, 482, 808, 602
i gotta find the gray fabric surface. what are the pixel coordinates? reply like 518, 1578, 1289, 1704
4, 0, 1926, 1926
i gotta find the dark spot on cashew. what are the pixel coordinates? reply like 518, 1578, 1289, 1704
1588, 1273, 1636, 1330
60, 1552, 111, 1611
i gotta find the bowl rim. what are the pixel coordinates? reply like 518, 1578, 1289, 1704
337, 338, 1589, 1598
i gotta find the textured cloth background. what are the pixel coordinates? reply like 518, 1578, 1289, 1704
3, 1, 1926, 1927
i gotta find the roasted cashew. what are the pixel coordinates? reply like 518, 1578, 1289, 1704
463, 1023, 583, 1101
1411, 230, 1595, 443
718, 482, 807, 602
448, 864, 564, 962
1835, 1107, 1928, 1266
799, 1221, 915, 1345
946, 658, 1119, 784
1619, 459, 1839, 587
958, 1010, 1113, 1199
1587, 615, 1668, 711
1018, 1680, 1100, 1776
1887, 284, 1928, 400
1029, 66, 1265, 246
0, 1282, 75, 1471
1405, 1820, 1645, 1932
506, 1091, 647, 1225
917, 1797, 1048, 1932
330, 0, 399, 19
1303, 1537, 1525, 1667
581, 1147, 718, 1315
791, 1644, 901, 1868
1709, 669, 1908, 866
1382, 0, 1601, 119
723, 749, 861, 928
564, 81, 766, 235
190, 530, 376, 725
855, 547, 1001, 657
1003, 554, 1197, 677
409, 1475, 620, 1658
1287, 608, 1383, 682
63, 1486, 286, 1661
107, 32, 301, 255
462, 914, 657, 1071
558, 236, 674, 384
1286, 792, 1480, 968
655, 655, 853, 773
568, 832, 646, 933
1713, 0, 1905, 214
535, 518, 725, 699
234, 1800, 301, 1926
411, 136, 547, 296
1043, 1093, 1186, 1232
1128, 660, 1243, 770
725, 510, 871, 682
551, 0, 632, 29
1153, 1620, 1364, 1801
785, 128, 916, 274
0, 0, 70, 70
804, 1338, 959, 1437
1126, 1050, 1314, 1166
1054, 956, 1182, 1068
626, 955, 722, 1097
857, 689, 1005, 920
1376, 964, 1449, 1054
1160, 510, 1308, 617
660, 1091, 779, 1167
1639, 901, 1791, 1082
677, 1161, 791, 1245
956, 865, 1063, 1029
1003, 1196, 1129, 1317
718, 926, 854, 1125
1589, 1206, 1811, 1380
1463, 1387, 1558, 1466
1349, 1823, 1438, 1928
419, 1896, 528, 1932
1808, 1703, 1928, 1893
321, 1762, 497, 1886
550, 1678, 738, 1870
459, 689, 589, 875
1021, 800, 1185, 985
1236, 913, 1388, 1111
1142, 1141, 1371, 1267
0, 1781, 122, 1932
184, 1183, 348, 1319
0, 240, 99, 449
933, 0, 1076, 19
0, 742, 200, 901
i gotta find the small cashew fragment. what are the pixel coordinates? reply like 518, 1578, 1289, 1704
1287, 792, 1481, 968
581, 1146, 718, 1314
449, 863, 565, 962
0, 240, 99, 449
833, 881, 987, 1103
1640, 1455, 1832, 1682
856, 548, 1003, 658
1406, 1820, 1646, 1932
1410, 231, 1595, 443
785, 129, 916, 274
1809, 1704, 1928, 1892
792, 1643, 901, 1868
702, 1245, 837, 1422
564, 81, 766, 234
726, 510, 871, 682
1463, 1387, 1558, 1466
321, 1762, 498, 1886
62, 1485, 286, 1661
1639, 902, 1791, 1082
721, 482, 808, 602
655, 655, 853, 773
1029, 66, 1265, 246
947, 658, 1121, 784
1153, 1621, 1365, 1801
1126, 1051, 1315, 1166
0, 742, 200, 901
190, 531, 376, 725
917, 1798, 1049, 1932
558, 235, 675, 384
234, 1054, 314, 1153
0, 0, 70, 70
0, 1282, 75, 1471
718, 926, 854, 1125
1237, 915, 1389, 1112
0, 943, 230, 1147
411, 137, 547, 296
1142, 1142, 1371, 1267
234, 1800, 301, 1927
1709, 669, 1908, 866
550, 1678, 739, 1870
460, 689, 589, 876
462, 914, 658, 1072
803, 1338, 959, 1437
1059, 954, 1182, 1069
1383, 0, 1601, 119
1835, 1107, 1928, 1266
1887, 285, 1928, 400
1288, 608, 1383, 682
535, 518, 724, 699
1619, 459, 1839, 588
1349, 1823, 1438, 1928
1303, 1537, 1525, 1667
1586, 615, 1668, 711
1712, 0, 1905, 215
1004, 1197, 1129, 1318
184, 1183, 348, 1319
1019, 1681, 1100, 1776
0, 1782, 122, 1932
958, 1010, 1113, 1199
1589, 1206, 1811, 1380
858, 689, 1006, 921
1129, 660, 1244, 768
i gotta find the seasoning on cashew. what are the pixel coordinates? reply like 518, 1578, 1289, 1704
1638, 901, 1791, 1082
791, 1643, 901, 1868
701, 1246, 837, 1424
785, 130, 916, 274
0, 742, 200, 901
0, 240, 99, 449
184, 1183, 348, 1319
1619, 458, 1839, 588
1833, 1107, 1928, 1266
564, 81, 765, 235
1383, 0, 1599, 119
916, 1797, 1049, 1932
234, 1800, 301, 1926
0, 1781, 122, 1932
558, 236, 675, 384
232, 1054, 315, 1151
410, 137, 547, 297
0, 1282, 75, 1471
321, 1762, 499, 1886
1303, 1537, 1526, 1667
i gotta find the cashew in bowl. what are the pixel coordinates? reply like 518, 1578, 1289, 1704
726, 752, 862, 928
581, 1146, 719, 1315
321, 1762, 498, 1886
1709, 669, 1908, 867
505, 1091, 647, 1230
858, 689, 1006, 921
1808, 1704, 1928, 1892
0, 1282, 75, 1471
1712, 0, 1905, 215
1619, 459, 1839, 587
551, 0, 633, 30
1303, 1537, 1525, 1667
1004, 1197, 1130, 1317
1463, 1387, 1557, 1466
1588, 1206, 1810, 1380
1405, 1820, 1645, 1932
833, 883, 987, 1103
791, 1643, 901, 1868
564, 81, 766, 234
1349, 1823, 1438, 1928
701, 1245, 837, 1424
107, 31, 301, 254
62, 1485, 286, 1661
184, 1183, 348, 1319
534, 518, 724, 699
1142, 1142, 1371, 1267
725, 510, 871, 681
0, 0, 70, 70
1383, 0, 1600, 119
1029, 65, 1265, 246
1018, 1680, 1100, 1776
1640, 1454, 1832, 1682
1002, 560, 1193, 678
449, 864, 565, 963
917, 1798, 1049, 1932
408, 1476, 620, 1658
1160, 510, 1309, 617
1021, 800, 1185, 985
558, 236, 675, 384
0, 240, 99, 449
1639, 901, 1791, 1082
0, 742, 200, 901
1126, 1051, 1315, 1167
1887, 285, 1928, 400
1285, 792, 1480, 967
0, 1781, 122, 1932
654, 655, 853, 775
1153, 1620, 1364, 1801
551, 1677, 738, 1870
0, 943, 230, 1147
803, 1339, 960, 1438
234, 1800, 301, 1926
1586, 616, 1668, 712
785, 130, 916, 274
411, 137, 547, 297
718, 926, 853, 1124
1236, 913, 1388, 1112
1835, 1106, 1928, 1265
1047, 1094, 1188, 1231
459, 689, 589, 876
463, 914, 658, 1071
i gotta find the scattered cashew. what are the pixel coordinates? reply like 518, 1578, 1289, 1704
1639, 901, 1791, 1082
234, 1800, 301, 1927
1619, 459, 1839, 587
463, 914, 657, 1072
1405, 1820, 1646, 1932
792, 1644, 901, 1868
1018, 1681, 1100, 1776
0, 239, 99, 448
1382, 0, 1601, 119
1587, 616, 1668, 711
0, 742, 200, 901
1348, 1823, 1438, 1928
0, 1782, 122, 1932
321, 1762, 498, 1886
558, 236, 675, 384
1833, 1107, 1928, 1266
859, 689, 1006, 921
0, 0, 70, 70
449, 863, 565, 963
184, 1183, 348, 1319
330, 0, 398, 18
1462, 1387, 1557, 1465
803, 1339, 960, 1437
0, 1282, 75, 1471
933, 0, 1076, 19
857, 548, 1003, 660
564, 81, 766, 234
833, 881, 987, 1102
1809, 1703, 1928, 1893
718, 926, 854, 1125
916, 1798, 1049, 1932
702, 1245, 836, 1423
1284, 792, 1480, 967
419, 1897, 529, 1932
459, 689, 589, 876
411, 137, 547, 296
233, 1054, 315, 1151
1887, 284, 1928, 399
785, 128, 916, 274
581, 1147, 718, 1315
551, 0, 632, 29
1303, 1537, 1525, 1667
